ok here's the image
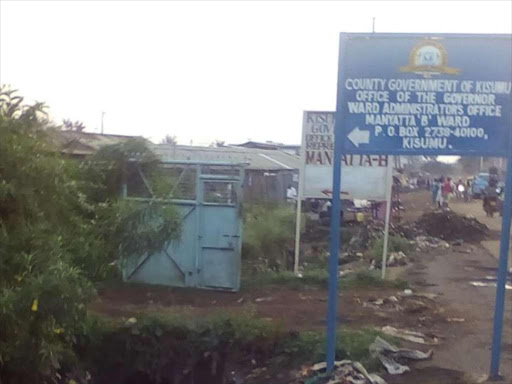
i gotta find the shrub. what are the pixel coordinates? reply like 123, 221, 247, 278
0, 88, 182, 382
368, 235, 412, 263
242, 204, 297, 271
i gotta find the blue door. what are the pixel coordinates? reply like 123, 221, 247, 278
199, 179, 242, 290
123, 162, 243, 291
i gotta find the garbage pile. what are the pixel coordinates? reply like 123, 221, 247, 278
298, 334, 434, 383
299, 360, 387, 384
369, 336, 433, 375
415, 211, 488, 242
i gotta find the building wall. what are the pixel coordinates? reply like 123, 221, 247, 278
243, 170, 298, 204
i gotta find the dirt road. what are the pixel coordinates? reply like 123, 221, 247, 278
401, 192, 512, 382
451, 198, 512, 266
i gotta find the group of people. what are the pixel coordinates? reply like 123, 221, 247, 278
432, 177, 453, 208
431, 177, 471, 208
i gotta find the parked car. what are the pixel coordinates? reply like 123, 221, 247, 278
472, 173, 490, 198
472, 172, 504, 199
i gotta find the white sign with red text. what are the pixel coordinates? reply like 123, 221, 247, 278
302, 111, 390, 200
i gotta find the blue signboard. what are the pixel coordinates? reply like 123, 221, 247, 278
326, 33, 512, 379
335, 34, 512, 156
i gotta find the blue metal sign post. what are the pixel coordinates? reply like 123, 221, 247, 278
327, 33, 512, 377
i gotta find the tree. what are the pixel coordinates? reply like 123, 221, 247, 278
161, 134, 177, 145
62, 118, 86, 132
458, 156, 483, 175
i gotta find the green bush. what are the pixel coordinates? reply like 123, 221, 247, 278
0, 88, 182, 382
242, 204, 297, 271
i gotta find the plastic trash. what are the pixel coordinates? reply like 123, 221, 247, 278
369, 336, 433, 375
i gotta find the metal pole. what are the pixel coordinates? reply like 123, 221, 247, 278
326, 116, 343, 372
293, 196, 303, 275
489, 153, 512, 380
381, 157, 394, 279
372, 17, 376, 33
294, 112, 308, 275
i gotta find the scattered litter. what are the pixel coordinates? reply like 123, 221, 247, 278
474, 374, 489, 383
411, 292, 439, 300
381, 326, 438, 345
387, 251, 407, 267
470, 281, 512, 290
403, 299, 428, 314
403, 289, 413, 296
447, 318, 465, 322
125, 317, 137, 325
237, 297, 244, 303
255, 297, 273, 302
388, 296, 399, 302
301, 359, 387, 384
339, 269, 353, 277
377, 354, 410, 375
369, 336, 432, 375
414, 235, 450, 250
339, 252, 359, 265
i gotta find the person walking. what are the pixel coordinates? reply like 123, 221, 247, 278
432, 178, 440, 205
442, 177, 454, 207
286, 184, 297, 205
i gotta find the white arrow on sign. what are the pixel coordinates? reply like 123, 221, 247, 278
347, 127, 370, 147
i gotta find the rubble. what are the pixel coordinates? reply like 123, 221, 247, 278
415, 211, 488, 242
369, 336, 433, 375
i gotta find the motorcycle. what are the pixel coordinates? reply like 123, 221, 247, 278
457, 184, 465, 201
483, 195, 499, 218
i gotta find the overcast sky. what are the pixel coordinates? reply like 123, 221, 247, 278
1, 1, 511, 146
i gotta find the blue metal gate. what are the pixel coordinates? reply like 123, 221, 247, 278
122, 161, 244, 291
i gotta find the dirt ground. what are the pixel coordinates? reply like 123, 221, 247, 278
91, 190, 512, 383
451, 197, 512, 266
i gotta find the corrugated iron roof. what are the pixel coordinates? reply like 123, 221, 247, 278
152, 144, 300, 171
56, 131, 145, 156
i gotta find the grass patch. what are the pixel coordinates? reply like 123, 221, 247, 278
368, 235, 413, 263
80, 311, 392, 382
242, 204, 296, 270
280, 327, 398, 370
242, 269, 408, 290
